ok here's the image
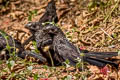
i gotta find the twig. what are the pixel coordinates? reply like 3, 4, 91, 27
100, 28, 113, 39
48, 50, 54, 67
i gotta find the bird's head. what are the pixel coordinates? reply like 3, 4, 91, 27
25, 22, 41, 31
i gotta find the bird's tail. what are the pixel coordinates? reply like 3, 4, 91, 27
83, 57, 118, 68
80, 49, 118, 58
80, 49, 118, 68
84, 51, 118, 58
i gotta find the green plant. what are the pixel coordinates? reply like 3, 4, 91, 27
28, 9, 38, 21
0, 31, 36, 79
63, 59, 70, 68
118, 51, 120, 56
76, 46, 88, 79
32, 41, 40, 53
0, 30, 16, 60
62, 75, 72, 80
33, 73, 39, 80
88, 0, 105, 11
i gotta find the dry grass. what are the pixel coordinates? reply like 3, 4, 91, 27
0, 0, 120, 79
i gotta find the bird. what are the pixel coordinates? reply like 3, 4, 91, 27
23, 0, 58, 46
23, 0, 119, 68
0, 30, 46, 63
22, 0, 59, 64
38, 23, 119, 68
0, 30, 23, 60
38, 0, 58, 24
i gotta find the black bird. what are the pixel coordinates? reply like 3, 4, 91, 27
25, 0, 58, 31
0, 30, 23, 59
37, 23, 118, 68
23, 0, 119, 67
22, 0, 59, 64
34, 27, 55, 65
23, 0, 58, 46
38, 0, 58, 24
0, 30, 46, 63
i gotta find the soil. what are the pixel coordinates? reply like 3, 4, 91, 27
0, 0, 120, 79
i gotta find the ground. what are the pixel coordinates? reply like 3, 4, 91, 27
0, 0, 120, 80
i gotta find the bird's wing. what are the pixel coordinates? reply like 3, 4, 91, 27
55, 43, 80, 66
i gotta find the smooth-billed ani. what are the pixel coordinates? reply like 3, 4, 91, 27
37, 23, 118, 68
23, 0, 58, 46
